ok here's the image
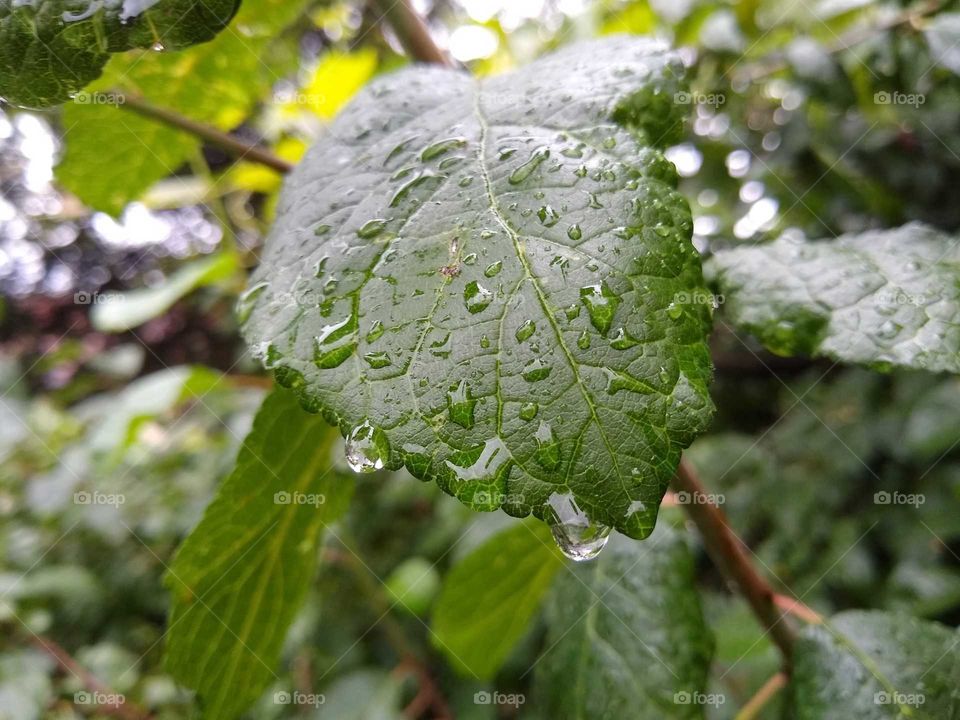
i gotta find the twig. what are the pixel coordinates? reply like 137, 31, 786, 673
32, 636, 152, 720
112, 91, 293, 174
371, 0, 453, 67
734, 672, 788, 720
774, 593, 824, 625
672, 460, 797, 665
395, 657, 453, 719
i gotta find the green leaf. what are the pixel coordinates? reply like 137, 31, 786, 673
707, 223, 960, 373
533, 527, 714, 718
432, 518, 565, 679
0, 0, 239, 108
91, 252, 237, 332
241, 37, 715, 540
165, 389, 353, 720
56, 0, 308, 215
793, 610, 960, 719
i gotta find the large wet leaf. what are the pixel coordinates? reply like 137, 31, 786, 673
0, 0, 239, 108
165, 389, 353, 720
432, 518, 565, 679
533, 527, 714, 718
707, 223, 960, 373
792, 610, 960, 719
240, 37, 715, 540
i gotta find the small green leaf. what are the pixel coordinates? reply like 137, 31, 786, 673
432, 518, 565, 679
91, 252, 237, 333
241, 37, 715, 540
707, 223, 960, 373
56, 0, 309, 214
0, 0, 239, 108
793, 610, 960, 719
165, 389, 353, 720
534, 527, 714, 718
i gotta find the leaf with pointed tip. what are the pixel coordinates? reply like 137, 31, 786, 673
533, 527, 714, 718
431, 518, 565, 679
0, 0, 239, 108
793, 610, 960, 719
165, 389, 353, 720
240, 37, 715, 540
707, 223, 960, 373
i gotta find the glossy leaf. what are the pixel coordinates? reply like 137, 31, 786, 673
707, 223, 960, 373
0, 0, 239, 108
241, 37, 715, 539
431, 518, 565, 679
793, 610, 960, 719
534, 527, 714, 718
165, 389, 353, 720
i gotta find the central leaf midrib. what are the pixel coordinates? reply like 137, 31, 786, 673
472, 84, 628, 500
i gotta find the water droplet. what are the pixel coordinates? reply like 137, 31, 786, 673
522, 359, 552, 382
314, 316, 358, 368
152, 41, 166, 52
459, 175, 474, 187
537, 205, 560, 226
603, 367, 655, 395
519, 402, 539, 421
314, 224, 331, 236
666, 302, 683, 320
364, 351, 391, 368
446, 379, 477, 429
577, 331, 591, 350
508, 146, 550, 184
236, 281, 268, 324
484, 260, 502, 277
345, 421, 390, 473
498, 147, 517, 160
877, 320, 901, 340
463, 252, 478, 265
580, 282, 619, 336
480, 335, 490, 349
567, 224, 582, 241
515, 320, 536, 342
421, 136, 467, 161
445, 438, 512, 484
358, 218, 389, 238
464, 281, 493, 313
609, 328, 638, 350
480, 230, 495, 240
430, 333, 452, 358
390, 171, 441, 206
534, 422, 561, 470
546, 493, 610, 561
564, 303, 581, 320
366, 319, 385, 343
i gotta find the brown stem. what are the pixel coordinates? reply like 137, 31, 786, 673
371, 0, 453, 67
774, 593, 824, 625
32, 636, 152, 720
672, 460, 797, 665
734, 672, 788, 720
112, 91, 293, 174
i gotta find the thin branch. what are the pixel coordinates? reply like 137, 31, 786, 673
33, 636, 152, 720
734, 672, 788, 720
371, 0, 453, 67
672, 460, 797, 665
774, 593, 824, 625
111, 91, 293, 174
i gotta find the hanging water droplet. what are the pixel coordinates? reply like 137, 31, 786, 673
519, 402, 539, 421
446, 379, 477, 429
522, 358, 552, 381
236, 281, 268, 324
580, 282, 619, 336
546, 493, 611, 561
515, 320, 536, 342
567, 224, 582, 241
345, 420, 390, 473
464, 281, 493, 313
484, 260, 502, 277
508, 146, 550, 184
534, 421, 561, 470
